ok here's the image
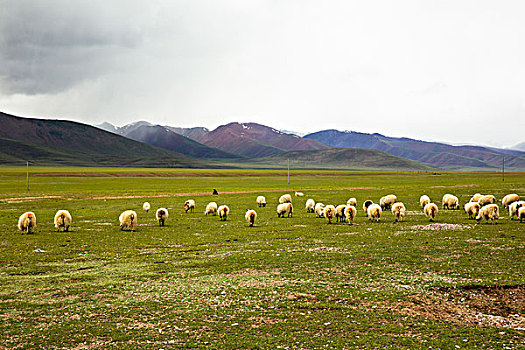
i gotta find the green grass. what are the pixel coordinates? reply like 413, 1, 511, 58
0, 167, 524, 349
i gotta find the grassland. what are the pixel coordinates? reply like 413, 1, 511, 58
0, 167, 524, 349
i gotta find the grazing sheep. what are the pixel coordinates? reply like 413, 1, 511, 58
156, 208, 169, 226
256, 196, 267, 207
420, 195, 430, 209
346, 198, 357, 207
478, 195, 496, 207
218, 205, 230, 221
367, 203, 382, 222
476, 204, 499, 224
518, 206, 525, 223
344, 205, 357, 225
391, 202, 406, 222
279, 194, 292, 204
277, 203, 293, 218
305, 198, 315, 213
424, 203, 438, 222
362, 200, 373, 215
314, 203, 325, 217
204, 202, 218, 216
380, 195, 397, 210
295, 191, 304, 197
143, 202, 151, 213
464, 202, 481, 219
469, 193, 483, 202
54, 210, 72, 232
245, 209, 257, 226
324, 205, 336, 224
509, 201, 525, 220
18, 212, 36, 234
119, 210, 137, 231
502, 194, 519, 209
442, 194, 459, 210
184, 199, 195, 213
335, 204, 347, 222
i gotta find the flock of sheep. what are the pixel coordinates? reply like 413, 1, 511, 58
16, 191, 524, 234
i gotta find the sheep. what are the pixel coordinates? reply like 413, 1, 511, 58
419, 195, 430, 209
279, 194, 292, 204
476, 204, 499, 224
323, 205, 336, 224
256, 196, 267, 207
245, 209, 257, 226
204, 202, 218, 216
119, 210, 137, 231
478, 195, 496, 207
469, 193, 483, 202
518, 206, 525, 223
295, 191, 304, 197
509, 201, 525, 220
367, 203, 382, 222
362, 200, 373, 215
391, 202, 406, 222
464, 202, 480, 219
380, 195, 397, 210
346, 198, 357, 207
218, 205, 230, 221
424, 203, 438, 222
305, 198, 315, 213
314, 203, 325, 217
184, 199, 195, 213
277, 203, 293, 218
335, 204, 347, 222
18, 212, 36, 234
442, 194, 459, 210
54, 210, 72, 232
502, 194, 519, 209
143, 202, 151, 213
344, 205, 357, 225
156, 208, 169, 226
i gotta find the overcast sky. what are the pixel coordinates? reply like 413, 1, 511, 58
1, 0, 524, 148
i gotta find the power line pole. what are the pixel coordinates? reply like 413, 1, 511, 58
287, 158, 290, 185
26, 161, 29, 191
502, 157, 505, 182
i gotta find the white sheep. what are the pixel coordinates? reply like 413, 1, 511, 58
119, 210, 137, 231
424, 203, 438, 222
18, 211, 36, 234
218, 205, 230, 221
184, 199, 195, 213
367, 203, 382, 222
391, 202, 406, 222
476, 204, 499, 224
346, 198, 357, 207
478, 195, 496, 207
143, 202, 150, 213
279, 194, 292, 204
442, 194, 459, 210
509, 201, 525, 220
204, 202, 218, 216
419, 195, 430, 209
362, 200, 373, 216
469, 193, 483, 202
380, 194, 397, 210
344, 205, 357, 225
314, 203, 325, 217
335, 204, 347, 222
245, 209, 257, 226
277, 203, 293, 218
156, 208, 169, 226
54, 210, 72, 232
305, 198, 315, 213
323, 205, 336, 224
256, 196, 267, 207
502, 194, 519, 209
295, 191, 304, 197
464, 202, 480, 219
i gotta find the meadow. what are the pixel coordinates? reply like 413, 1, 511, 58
0, 167, 524, 349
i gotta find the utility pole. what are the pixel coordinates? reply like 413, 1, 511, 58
502, 157, 505, 182
26, 161, 29, 191
287, 158, 290, 185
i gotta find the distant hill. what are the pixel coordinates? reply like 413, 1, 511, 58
249, 148, 437, 170
511, 141, 525, 152
165, 126, 210, 142
305, 130, 525, 170
198, 122, 331, 158
0, 112, 207, 167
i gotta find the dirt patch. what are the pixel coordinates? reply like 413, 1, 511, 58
400, 285, 525, 330
430, 184, 479, 188
1, 196, 62, 203
410, 223, 472, 231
